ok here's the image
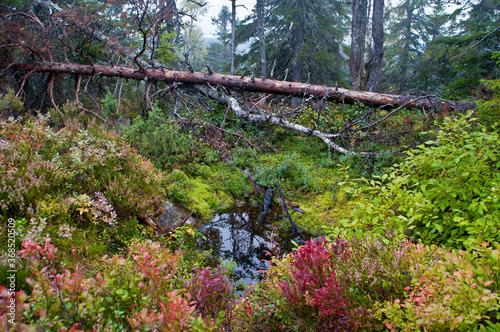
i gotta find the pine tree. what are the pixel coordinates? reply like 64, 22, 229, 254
236, 0, 349, 86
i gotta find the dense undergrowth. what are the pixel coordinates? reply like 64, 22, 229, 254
1, 89, 500, 331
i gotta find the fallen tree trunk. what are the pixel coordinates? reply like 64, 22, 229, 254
1, 61, 475, 112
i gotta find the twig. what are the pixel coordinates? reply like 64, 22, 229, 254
16, 68, 36, 97
220, 103, 231, 128
145, 79, 154, 110
275, 182, 299, 233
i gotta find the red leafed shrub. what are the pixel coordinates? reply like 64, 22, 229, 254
186, 265, 234, 320
279, 237, 354, 331
127, 291, 194, 331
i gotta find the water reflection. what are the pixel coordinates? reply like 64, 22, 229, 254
197, 204, 309, 285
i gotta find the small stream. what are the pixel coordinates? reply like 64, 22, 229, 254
197, 203, 310, 285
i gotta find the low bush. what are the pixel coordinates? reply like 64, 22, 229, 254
185, 265, 235, 328
337, 111, 500, 249
0, 115, 167, 268
121, 106, 219, 172
278, 237, 352, 331
376, 242, 500, 331
7, 237, 220, 330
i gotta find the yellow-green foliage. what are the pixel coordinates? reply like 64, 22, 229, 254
335, 112, 500, 249
376, 243, 500, 331
291, 191, 359, 235
477, 52, 500, 125
164, 164, 252, 219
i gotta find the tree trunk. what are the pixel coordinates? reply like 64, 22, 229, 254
291, 0, 305, 106
399, 0, 412, 93
350, 0, 368, 90
257, 0, 266, 79
2, 61, 475, 112
366, 0, 384, 92
230, 0, 236, 75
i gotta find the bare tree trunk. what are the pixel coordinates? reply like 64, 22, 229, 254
291, 0, 305, 107
366, 0, 384, 92
350, 0, 368, 90
2, 61, 475, 112
257, 0, 266, 79
230, 0, 236, 75
399, 0, 412, 93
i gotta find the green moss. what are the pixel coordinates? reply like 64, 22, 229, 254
165, 166, 248, 220
291, 191, 359, 235
192, 163, 253, 198
188, 179, 222, 219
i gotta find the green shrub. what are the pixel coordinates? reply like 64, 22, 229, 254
100, 88, 118, 119
376, 242, 500, 331
121, 107, 218, 172
332, 235, 412, 309
477, 52, 500, 126
338, 112, 500, 249
0, 90, 23, 118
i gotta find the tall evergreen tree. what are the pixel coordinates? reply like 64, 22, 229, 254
206, 5, 232, 73
236, 0, 349, 86
350, 0, 368, 90
429, 0, 500, 98
382, 0, 445, 93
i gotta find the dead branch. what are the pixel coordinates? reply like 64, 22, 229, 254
174, 120, 256, 148
47, 74, 61, 116
276, 182, 299, 233
16, 68, 36, 97
145, 79, 154, 110
75, 75, 107, 123
191, 84, 369, 156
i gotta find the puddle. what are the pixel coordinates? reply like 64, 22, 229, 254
197, 203, 310, 285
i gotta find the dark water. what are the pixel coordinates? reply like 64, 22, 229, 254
197, 203, 310, 285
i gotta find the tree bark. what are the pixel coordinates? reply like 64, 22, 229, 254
1, 61, 475, 112
291, 0, 306, 106
350, 0, 368, 91
256, 0, 266, 79
399, 0, 413, 93
230, 0, 236, 75
366, 0, 384, 92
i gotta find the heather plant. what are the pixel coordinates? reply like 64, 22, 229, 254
332, 235, 413, 309
0, 115, 167, 262
234, 235, 412, 331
